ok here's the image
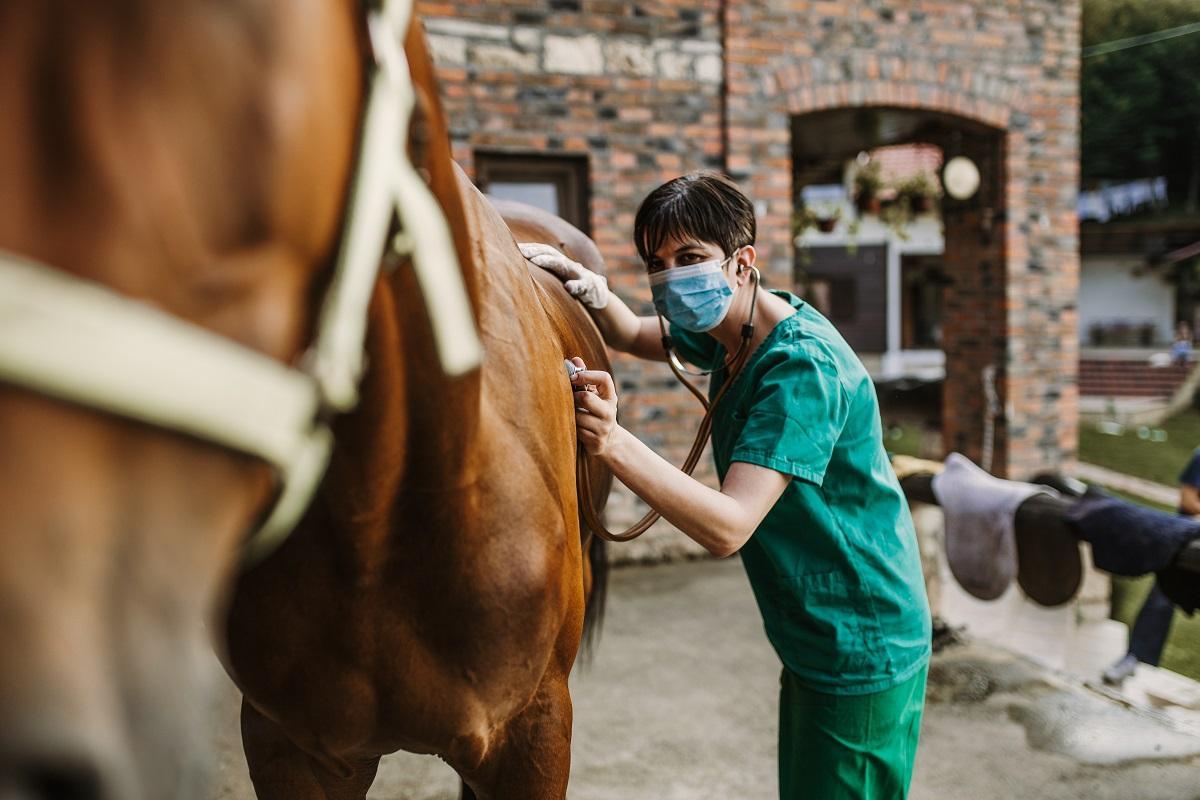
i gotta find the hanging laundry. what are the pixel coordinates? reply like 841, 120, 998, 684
1063, 486, 1200, 614
932, 453, 1058, 601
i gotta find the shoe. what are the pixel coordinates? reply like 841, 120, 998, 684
930, 617, 966, 653
1102, 653, 1138, 685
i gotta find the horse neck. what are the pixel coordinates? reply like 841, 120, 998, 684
383, 23, 487, 488
389, 258, 485, 491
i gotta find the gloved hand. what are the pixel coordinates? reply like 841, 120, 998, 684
519, 242, 609, 309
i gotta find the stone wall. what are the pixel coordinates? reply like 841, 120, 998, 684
415, 2, 1081, 555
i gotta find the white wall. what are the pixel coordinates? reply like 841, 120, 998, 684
1077, 256, 1175, 345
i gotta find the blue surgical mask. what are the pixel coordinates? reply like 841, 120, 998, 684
649, 256, 735, 332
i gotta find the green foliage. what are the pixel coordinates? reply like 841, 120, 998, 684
883, 422, 923, 458
1078, 407, 1200, 487
852, 160, 884, 199
896, 172, 941, 204
1082, 0, 1200, 205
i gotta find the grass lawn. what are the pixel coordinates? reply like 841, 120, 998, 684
883, 422, 923, 458
1078, 408, 1200, 486
1099, 486, 1174, 513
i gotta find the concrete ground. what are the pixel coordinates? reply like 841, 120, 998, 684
209, 559, 1200, 800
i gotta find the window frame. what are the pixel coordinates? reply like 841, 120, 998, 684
474, 152, 591, 236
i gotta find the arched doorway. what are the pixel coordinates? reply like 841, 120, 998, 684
790, 106, 1009, 472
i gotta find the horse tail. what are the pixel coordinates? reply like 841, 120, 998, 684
580, 534, 608, 661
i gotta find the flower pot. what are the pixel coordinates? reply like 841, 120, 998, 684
855, 194, 882, 215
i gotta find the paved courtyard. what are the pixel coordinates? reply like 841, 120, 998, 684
209, 558, 1200, 799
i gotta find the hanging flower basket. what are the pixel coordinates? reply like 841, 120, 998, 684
896, 172, 942, 216
852, 161, 884, 215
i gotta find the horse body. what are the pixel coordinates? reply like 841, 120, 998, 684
224, 21, 612, 800
226, 168, 612, 798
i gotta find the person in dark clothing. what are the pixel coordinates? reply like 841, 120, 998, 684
1102, 448, 1200, 684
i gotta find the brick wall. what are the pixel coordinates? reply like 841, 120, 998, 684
725, 1, 1081, 478
416, 1, 1081, 508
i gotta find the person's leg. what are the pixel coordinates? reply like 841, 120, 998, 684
1129, 581, 1176, 666
778, 665, 927, 800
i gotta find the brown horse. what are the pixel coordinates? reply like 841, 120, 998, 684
0, 2, 606, 799
220, 15, 612, 800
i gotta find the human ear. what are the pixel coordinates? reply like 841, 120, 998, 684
735, 245, 757, 286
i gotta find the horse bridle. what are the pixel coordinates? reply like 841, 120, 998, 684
0, 0, 482, 563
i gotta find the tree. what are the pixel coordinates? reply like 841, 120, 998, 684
1082, 0, 1200, 210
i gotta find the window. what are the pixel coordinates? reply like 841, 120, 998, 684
901, 255, 946, 349
808, 276, 857, 323
474, 153, 591, 235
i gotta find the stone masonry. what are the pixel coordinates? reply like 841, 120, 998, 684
415, 2, 1081, 551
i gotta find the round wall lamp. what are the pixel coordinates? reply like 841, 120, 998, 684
943, 156, 981, 200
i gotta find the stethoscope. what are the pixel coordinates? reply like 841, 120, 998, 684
571, 259, 763, 542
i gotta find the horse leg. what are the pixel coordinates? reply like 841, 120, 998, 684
458, 672, 573, 800
241, 699, 380, 800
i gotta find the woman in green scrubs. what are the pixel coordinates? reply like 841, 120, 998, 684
522, 172, 930, 799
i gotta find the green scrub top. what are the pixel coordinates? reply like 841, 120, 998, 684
671, 290, 931, 695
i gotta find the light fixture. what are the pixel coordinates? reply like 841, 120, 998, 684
943, 156, 980, 200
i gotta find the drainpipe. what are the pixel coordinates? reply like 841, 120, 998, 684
718, 0, 729, 174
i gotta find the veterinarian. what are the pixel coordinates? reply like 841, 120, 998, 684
522, 172, 931, 799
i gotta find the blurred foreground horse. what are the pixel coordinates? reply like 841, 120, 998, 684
0, 1, 608, 797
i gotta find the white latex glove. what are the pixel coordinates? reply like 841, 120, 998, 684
519, 242, 609, 309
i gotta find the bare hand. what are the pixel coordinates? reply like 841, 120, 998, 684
569, 356, 618, 456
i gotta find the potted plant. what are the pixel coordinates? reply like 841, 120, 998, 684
896, 172, 941, 214
853, 160, 884, 214
810, 201, 841, 232
792, 204, 841, 238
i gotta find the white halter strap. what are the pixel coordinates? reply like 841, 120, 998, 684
0, 0, 483, 563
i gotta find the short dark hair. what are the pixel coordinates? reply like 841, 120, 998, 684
633, 172, 756, 265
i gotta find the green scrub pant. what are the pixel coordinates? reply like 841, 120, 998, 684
778, 664, 927, 799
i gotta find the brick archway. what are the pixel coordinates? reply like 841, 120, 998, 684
782, 84, 1013, 134
787, 104, 1010, 473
